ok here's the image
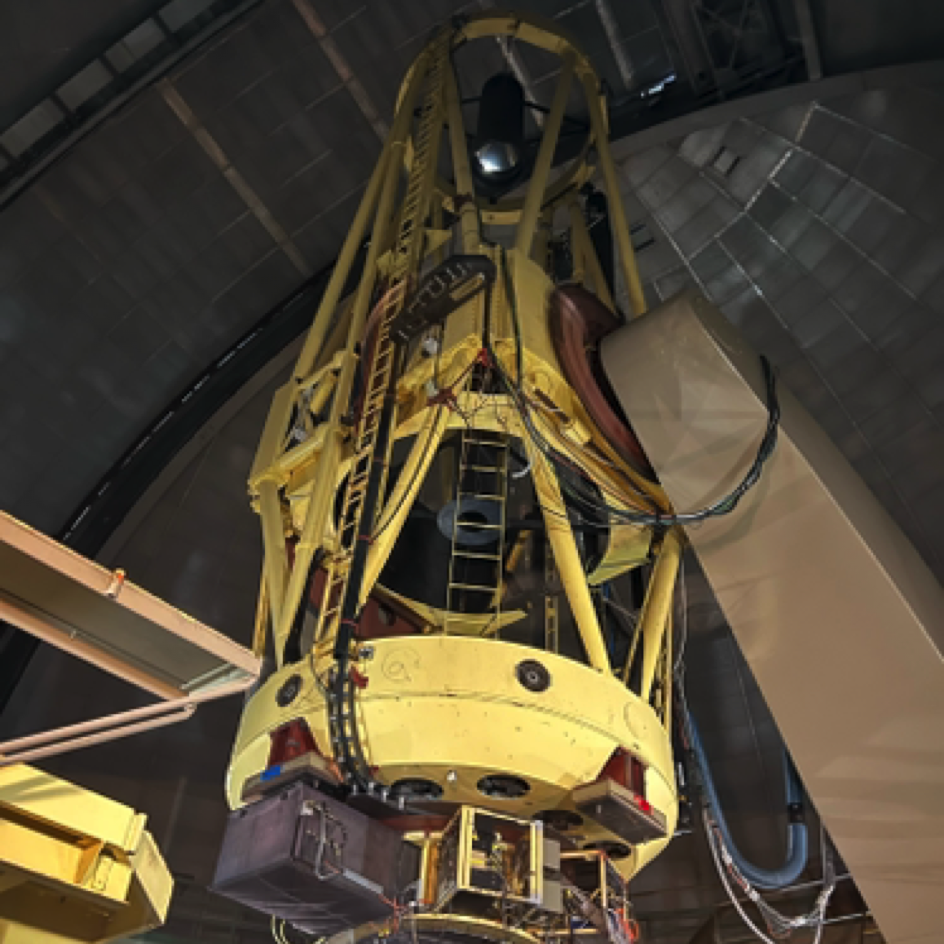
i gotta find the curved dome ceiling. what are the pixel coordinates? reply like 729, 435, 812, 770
611, 81, 944, 582
1, 3, 943, 942
1, 0, 942, 540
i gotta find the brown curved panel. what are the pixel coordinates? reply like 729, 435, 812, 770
548, 285, 654, 477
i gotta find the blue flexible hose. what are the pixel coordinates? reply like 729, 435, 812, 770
687, 709, 808, 890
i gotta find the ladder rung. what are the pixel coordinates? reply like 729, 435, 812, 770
461, 437, 508, 447
453, 521, 504, 531
339, 523, 361, 541
462, 464, 505, 473
347, 472, 369, 490
452, 550, 502, 562
448, 582, 498, 592
457, 493, 506, 502
364, 385, 388, 403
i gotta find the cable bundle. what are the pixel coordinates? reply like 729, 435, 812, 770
704, 809, 836, 944
490, 246, 781, 530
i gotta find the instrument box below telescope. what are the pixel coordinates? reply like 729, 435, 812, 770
212, 782, 420, 936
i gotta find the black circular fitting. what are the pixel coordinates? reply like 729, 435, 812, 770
276, 674, 302, 707
516, 659, 551, 692
584, 840, 631, 860
477, 774, 530, 799
538, 809, 583, 831
437, 498, 502, 546
390, 778, 444, 800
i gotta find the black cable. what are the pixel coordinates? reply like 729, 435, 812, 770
557, 356, 780, 527
490, 244, 661, 515
493, 239, 782, 527
499, 246, 524, 387
521, 360, 778, 528
485, 248, 621, 537
342, 666, 372, 785
491, 267, 780, 527
371, 403, 447, 541
330, 342, 407, 791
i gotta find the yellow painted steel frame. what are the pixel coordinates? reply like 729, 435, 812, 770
232, 11, 680, 911
0, 764, 172, 943
229, 637, 677, 878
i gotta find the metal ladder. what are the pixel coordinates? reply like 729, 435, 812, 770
443, 427, 510, 635
315, 28, 451, 654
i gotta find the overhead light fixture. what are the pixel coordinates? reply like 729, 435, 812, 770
475, 140, 519, 177
473, 72, 525, 185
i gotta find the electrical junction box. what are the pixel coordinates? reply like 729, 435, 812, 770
573, 776, 668, 846
212, 782, 420, 936
431, 807, 547, 915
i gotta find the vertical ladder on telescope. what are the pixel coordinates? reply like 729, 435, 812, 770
443, 425, 510, 636
315, 30, 451, 655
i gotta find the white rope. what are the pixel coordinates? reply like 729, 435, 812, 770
703, 806, 836, 943
703, 807, 778, 944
